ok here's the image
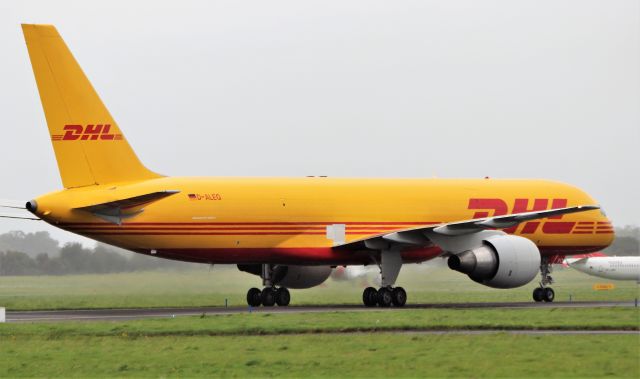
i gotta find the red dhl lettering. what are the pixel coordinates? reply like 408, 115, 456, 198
51, 124, 123, 141
468, 198, 575, 234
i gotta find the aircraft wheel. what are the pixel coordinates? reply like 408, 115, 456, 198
392, 287, 407, 307
542, 287, 555, 303
261, 287, 276, 307
247, 287, 262, 307
532, 287, 544, 302
275, 287, 290, 306
363, 287, 378, 307
377, 287, 393, 307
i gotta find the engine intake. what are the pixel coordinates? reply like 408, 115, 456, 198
447, 235, 541, 289
448, 245, 499, 281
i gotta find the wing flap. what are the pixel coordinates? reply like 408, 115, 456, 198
75, 190, 180, 213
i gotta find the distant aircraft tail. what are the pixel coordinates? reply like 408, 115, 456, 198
562, 252, 607, 267
21, 24, 161, 188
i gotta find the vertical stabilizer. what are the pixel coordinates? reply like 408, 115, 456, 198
22, 24, 161, 188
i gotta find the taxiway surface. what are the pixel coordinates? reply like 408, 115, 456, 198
5, 301, 636, 323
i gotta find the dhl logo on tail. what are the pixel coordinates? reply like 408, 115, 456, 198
51, 124, 123, 141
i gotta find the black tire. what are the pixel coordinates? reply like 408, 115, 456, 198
542, 287, 555, 303
532, 287, 544, 302
247, 287, 262, 307
391, 287, 407, 307
261, 288, 276, 307
362, 287, 378, 307
377, 287, 393, 307
275, 287, 291, 306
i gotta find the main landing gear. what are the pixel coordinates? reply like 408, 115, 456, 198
246, 264, 291, 307
533, 258, 555, 303
362, 248, 407, 307
246, 287, 290, 307
362, 286, 407, 307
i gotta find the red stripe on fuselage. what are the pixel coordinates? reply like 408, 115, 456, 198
541, 222, 575, 234
60, 221, 437, 226
67, 226, 406, 231
129, 244, 611, 265
82, 231, 389, 236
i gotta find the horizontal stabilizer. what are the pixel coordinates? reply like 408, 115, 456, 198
74, 190, 180, 224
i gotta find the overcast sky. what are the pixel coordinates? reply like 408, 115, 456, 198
0, 0, 638, 245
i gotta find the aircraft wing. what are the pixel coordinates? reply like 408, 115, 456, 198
74, 190, 180, 224
335, 205, 600, 250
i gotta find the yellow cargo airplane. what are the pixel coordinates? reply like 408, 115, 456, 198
0, 24, 615, 307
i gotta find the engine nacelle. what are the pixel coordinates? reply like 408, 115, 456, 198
447, 235, 540, 289
237, 264, 332, 289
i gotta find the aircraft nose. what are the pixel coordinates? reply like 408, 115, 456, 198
600, 216, 616, 248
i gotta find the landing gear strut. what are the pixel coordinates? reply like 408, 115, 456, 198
246, 264, 291, 307
362, 248, 407, 307
533, 258, 555, 302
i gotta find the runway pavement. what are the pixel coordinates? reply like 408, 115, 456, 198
4, 300, 636, 323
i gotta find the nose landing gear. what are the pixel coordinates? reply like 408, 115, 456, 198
532, 287, 555, 302
533, 258, 555, 302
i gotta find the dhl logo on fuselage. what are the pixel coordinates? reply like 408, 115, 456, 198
468, 198, 613, 235
51, 124, 123, 141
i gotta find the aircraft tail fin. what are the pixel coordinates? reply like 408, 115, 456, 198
21, 24, 161, 188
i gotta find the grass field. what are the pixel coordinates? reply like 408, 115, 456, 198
0, 264, 638, 310
1, 332, 637, 378
0, 307, 639, 378
0, 266, 638, 378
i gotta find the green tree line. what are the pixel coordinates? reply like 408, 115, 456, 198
0, 232, 200, 276
0, 227, 638, 276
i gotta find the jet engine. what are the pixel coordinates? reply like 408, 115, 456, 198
237, 264, 332, 289
447, 235, 540, 289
